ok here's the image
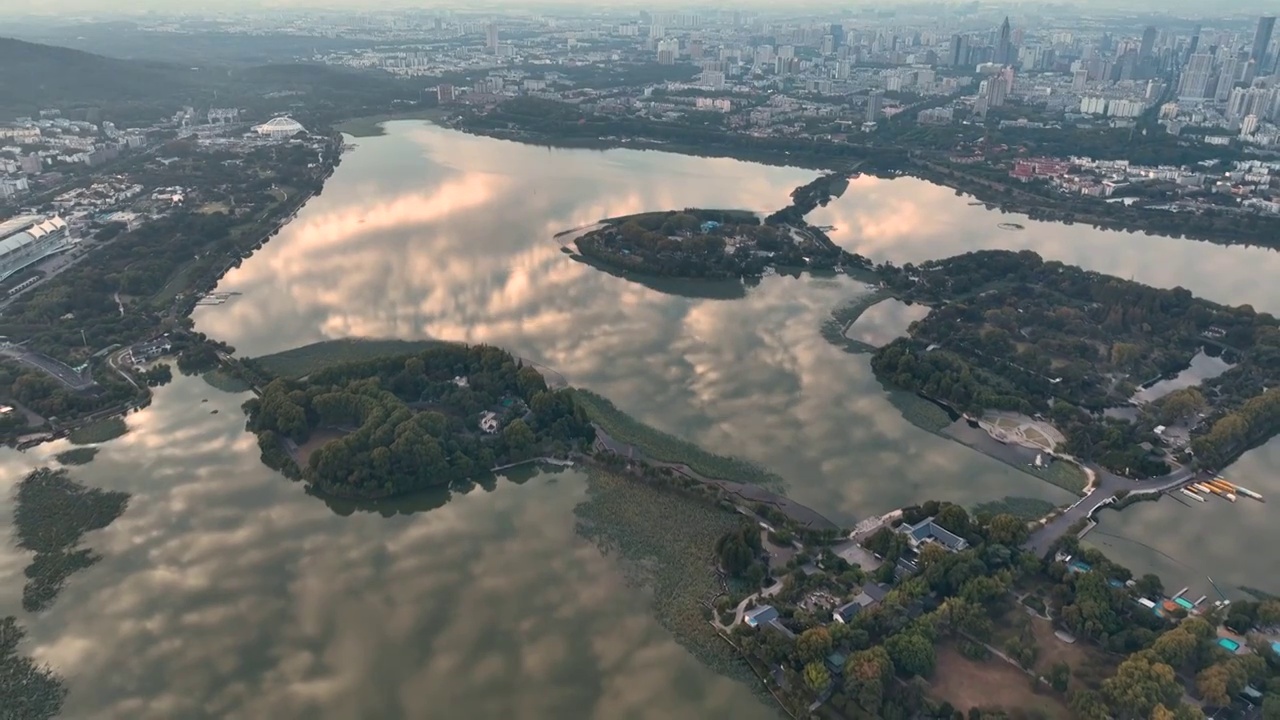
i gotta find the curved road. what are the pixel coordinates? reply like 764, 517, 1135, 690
1024, 462, 1201, 557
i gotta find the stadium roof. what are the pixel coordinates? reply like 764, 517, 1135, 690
0, 216, 67, 257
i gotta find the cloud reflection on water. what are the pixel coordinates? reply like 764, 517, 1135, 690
7, 120, 1276, 718
0, 378, 774, 720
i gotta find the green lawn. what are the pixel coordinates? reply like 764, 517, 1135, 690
249, 338, 456, 379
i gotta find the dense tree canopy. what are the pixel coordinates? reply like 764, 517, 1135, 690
243, 344, 593, 498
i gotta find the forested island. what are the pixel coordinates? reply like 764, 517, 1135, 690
242, 343, 594, 499
569, 174, 873, 282
867, 250, 1280, 477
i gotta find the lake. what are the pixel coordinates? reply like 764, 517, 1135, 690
1131, 349, 1235, 405
5, 120, 1280, 716
844, 298, 931, 348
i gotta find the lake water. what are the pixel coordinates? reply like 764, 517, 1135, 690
5, 120, 1280, 715
844, 298, 931, 348
1131, 349, 1235, 405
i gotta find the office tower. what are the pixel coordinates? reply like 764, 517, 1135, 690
1178, 53, 1214, 99
830, 24, 844, 48
486, 23, 498, 53
866, 91, 882, 122
1251, 16, 1275, 67
1139, 25, 1157, 58
996, 17, 1014, 65
1186, 28, 1201, 61
948, 34, 964, 67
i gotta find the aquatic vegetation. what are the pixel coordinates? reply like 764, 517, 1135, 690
1031, 459, 1088, 494
574, 468, 763, 691
66, 417, 128, 445
972, 496, 1058, 521
885, 390, 954, 433
200, 368, 253, 394
53, 447, 99, 466
570, 389, 785, 490
13, 468, 130, 612
249, 338, 454, 378
0, 616, 66, 720
820, 288, 892, 355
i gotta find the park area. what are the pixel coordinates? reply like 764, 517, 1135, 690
930, 643, 1072, 720
982, 412, 1065, 453
990, 607, 1120, 694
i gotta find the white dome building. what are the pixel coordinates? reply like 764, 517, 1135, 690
253, 116, 306, 139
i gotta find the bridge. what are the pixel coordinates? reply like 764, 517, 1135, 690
1023, 462, 1201, 557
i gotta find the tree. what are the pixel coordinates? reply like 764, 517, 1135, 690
1195, 661, 1247, 707
884, 631, 935, 678
1102, 652, 1182, 719
1135, 573, 1165, 599
985, 512, 1029, 546
796, 627, 833, 664
1258, 600, 1280, 627
1069, 689, 1111, 720
804, 661, 832, 693
503, 418, 535, 450
1049, 661, 1071, 693
917, 542, 950, 570
1262, 694, 1280, 720
844, 647, 894, 715
1150, 627, 1197, 668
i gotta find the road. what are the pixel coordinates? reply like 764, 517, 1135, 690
1023, 462, 1200, 557
107, 348, 140, 390
0, 345, 96, 391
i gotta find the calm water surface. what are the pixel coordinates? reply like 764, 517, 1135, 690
0, 376, 774, 719
6, 121, 1280, 716
844, 298, 931, 348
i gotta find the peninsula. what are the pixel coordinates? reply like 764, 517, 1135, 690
568, 171, 874, 282
865, 249, 1280, 479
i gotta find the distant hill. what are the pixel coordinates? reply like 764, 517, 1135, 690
0, 36, 421, 125
0, 37, 212, 116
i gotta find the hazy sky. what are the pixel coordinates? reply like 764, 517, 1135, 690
3, 0, 1277, 17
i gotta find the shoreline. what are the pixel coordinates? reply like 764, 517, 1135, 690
9, 133, 342, 452
453, 123, 1280, 251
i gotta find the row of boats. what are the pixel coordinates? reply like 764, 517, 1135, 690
1179, 477, 1265, 504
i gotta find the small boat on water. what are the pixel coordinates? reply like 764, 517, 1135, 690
1181, 488, 1206, 502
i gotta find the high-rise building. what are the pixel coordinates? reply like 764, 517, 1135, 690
866, 91, 883, 123
437, 84, 455, 103
1072, 68, 1089, 91
1215, 58, 1239, 101
1178, 53, 1215, 99
1250, 16, 1275, 67
948, 34, 967, 67
1240, 114, 1260, 136
1139, 25, 1157, 59
830, 24, 844, 48
486, 23, 499, 53
995, 17, 1014, 65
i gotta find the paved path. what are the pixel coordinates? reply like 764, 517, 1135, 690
1023, 462, 1199, 557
